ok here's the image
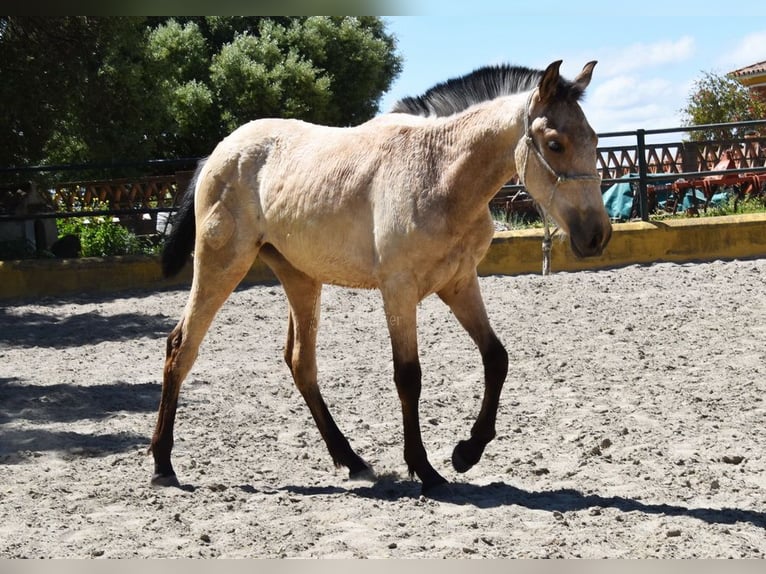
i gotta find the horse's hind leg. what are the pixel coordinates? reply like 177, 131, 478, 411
437, 273, 508, 474
260, 247, 372, 480
151, 208, 260, 487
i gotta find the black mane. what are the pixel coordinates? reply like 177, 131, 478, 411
391, 63, 584, 117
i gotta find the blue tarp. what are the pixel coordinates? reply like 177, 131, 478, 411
602, 174, 729, 221
603, 174, 637, 221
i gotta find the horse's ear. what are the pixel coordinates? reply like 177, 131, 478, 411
538, 60, 563, 103
574, 61, 597, 91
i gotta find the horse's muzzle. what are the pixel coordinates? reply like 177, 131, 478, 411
569, 218, 612, 258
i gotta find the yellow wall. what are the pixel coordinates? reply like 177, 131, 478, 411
0, 255, 276, 302
2, 213, 765, 302
480, 213, 766, 276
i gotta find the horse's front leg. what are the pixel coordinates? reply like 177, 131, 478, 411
382, 286, 448, 494
438, 273, 509, 473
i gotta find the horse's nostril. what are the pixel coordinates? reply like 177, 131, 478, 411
577, 225, 610, 257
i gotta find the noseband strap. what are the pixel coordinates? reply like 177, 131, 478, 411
519, 90, 601, 275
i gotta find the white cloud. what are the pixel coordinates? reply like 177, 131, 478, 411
587, 102, 682, 136
583, 74, 687, 134
599, 36, 696, 77
566, 36, 697, 135
715, 30, 766, 70
589, 75, 674, 110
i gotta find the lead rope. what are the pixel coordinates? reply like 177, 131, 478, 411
519, 90, 600, 276
537, 204, 558, 276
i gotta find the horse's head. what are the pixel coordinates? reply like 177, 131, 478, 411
515, 60, 612, 258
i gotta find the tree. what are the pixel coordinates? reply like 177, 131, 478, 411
144, 19, 219, 157
0, 16, 402, 168
285, 16, 403, 126
0, 17, 167, 167
45, 18, 161, 166
680, 70, 766, 141
209, 20, 335, 131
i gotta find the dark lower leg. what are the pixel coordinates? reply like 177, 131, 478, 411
150, 403, 179, 486
150, 327, 185, 486
452, 335, 508, 473
394, 360, 447, 492
283, 313, 295, 375
300, 389, 371, 477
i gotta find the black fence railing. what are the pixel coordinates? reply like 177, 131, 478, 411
0, 159, 200, 250
597, 119, 766, 221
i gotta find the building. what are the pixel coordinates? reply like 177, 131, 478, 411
729, 60, 766, 104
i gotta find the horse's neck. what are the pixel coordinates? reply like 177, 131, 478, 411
439, 93, 528, 207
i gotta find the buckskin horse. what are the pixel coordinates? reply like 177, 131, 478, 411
151, 60, 611, 494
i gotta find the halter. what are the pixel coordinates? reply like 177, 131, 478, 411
519, 90, 601, 275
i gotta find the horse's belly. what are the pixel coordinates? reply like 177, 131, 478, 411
269, 235, 379, 290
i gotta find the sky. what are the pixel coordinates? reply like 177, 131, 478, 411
377, 1, 766, 143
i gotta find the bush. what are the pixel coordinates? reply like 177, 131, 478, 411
56, 216, 158, 257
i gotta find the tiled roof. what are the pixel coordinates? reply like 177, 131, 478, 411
729, 61, 766, 78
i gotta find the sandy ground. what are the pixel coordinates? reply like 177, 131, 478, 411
1, 258, 765, 558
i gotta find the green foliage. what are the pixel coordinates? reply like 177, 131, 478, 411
680, 71, 766, 141
146, 19, 209, 80
210, 27, 333, 130
57, 217, 156, 257
0, 16, 402, 168
700, 193, 766, 218
490, 206, 544, 230
285, 16, 402, 125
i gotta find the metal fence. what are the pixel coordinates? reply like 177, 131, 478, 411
599, 119, 766, 221
0, 158, 199, 254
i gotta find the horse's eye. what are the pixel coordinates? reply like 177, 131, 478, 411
548, 140, 564, 153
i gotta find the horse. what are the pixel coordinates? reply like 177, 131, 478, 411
151, 60, 612, 495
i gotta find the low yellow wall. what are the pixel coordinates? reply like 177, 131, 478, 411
0, 256, 276, 302
1, 213, 765, 302
479, 212, 766, 276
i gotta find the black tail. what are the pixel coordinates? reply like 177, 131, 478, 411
161, 160, 206, 278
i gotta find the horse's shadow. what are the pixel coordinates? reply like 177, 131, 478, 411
280, 478, 766, 529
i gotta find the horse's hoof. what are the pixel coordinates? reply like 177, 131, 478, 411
451, 440, 482, 473
451, 440, 473, 472
151, 472, 181, 488
348, 466, 376, 482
